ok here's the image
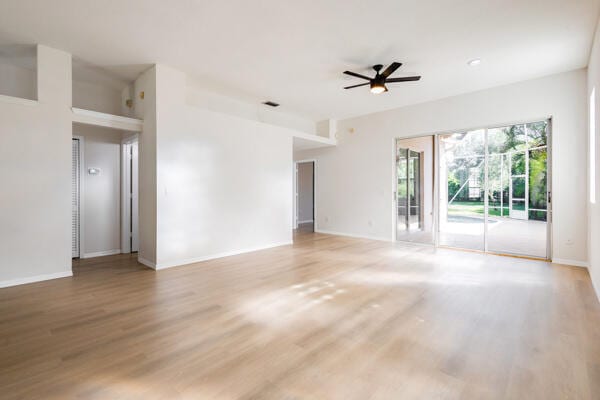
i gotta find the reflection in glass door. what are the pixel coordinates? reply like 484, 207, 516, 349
395, 136, 434, 244
438, 130, 486, 251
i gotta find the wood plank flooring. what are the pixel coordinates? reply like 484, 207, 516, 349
1, 231, 599, 399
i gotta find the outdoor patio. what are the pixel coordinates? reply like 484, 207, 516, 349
439, 215, 547, 258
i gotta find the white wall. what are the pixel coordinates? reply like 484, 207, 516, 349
0, 61, 36, 100
132, 67, 158, 266
587, 20, 600, 300
74, 124, 122, 257
296, 69, 588, 264
72, 79, 122, 115
152, 65, 293, 269
0, 45, 72, 286
297, 162, 314, 223
186, 80, 316, 135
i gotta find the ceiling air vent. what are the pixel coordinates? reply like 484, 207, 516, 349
262, 101, 280, 107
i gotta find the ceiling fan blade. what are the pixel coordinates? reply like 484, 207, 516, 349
386, 76, 421, 83
343, 70, 372, 80
344, 82, 370, 89
381, 62, 402, 78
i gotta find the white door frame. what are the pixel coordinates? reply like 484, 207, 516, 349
121, 134, 139, 253
72, 135, 85, 258
294, 159, 317, 230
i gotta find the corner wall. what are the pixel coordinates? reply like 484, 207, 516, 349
297, 69, 588, 265
153, 65, 293, 269
588, 20, 600, 301
0, 45, 72, 286
132, 67, 158, 266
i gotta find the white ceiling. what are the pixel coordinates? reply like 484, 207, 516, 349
0, 0, 598, 121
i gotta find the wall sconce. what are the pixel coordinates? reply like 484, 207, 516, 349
139, 91, 145, 100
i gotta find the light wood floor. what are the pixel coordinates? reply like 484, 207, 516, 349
1, 231, 599, 399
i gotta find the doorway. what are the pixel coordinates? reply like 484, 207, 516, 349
71, 130, 139, 260
295, 160, 315, 233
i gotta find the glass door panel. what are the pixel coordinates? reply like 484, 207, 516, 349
438, 130, 485, 251
396, 148, 408, 233
486, 122, 548, 258
408, 150, 421, 230
395, 137, 434, 244
528, 147, 548, 221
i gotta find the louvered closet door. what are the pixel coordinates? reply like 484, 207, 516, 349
72, 139, 80, 258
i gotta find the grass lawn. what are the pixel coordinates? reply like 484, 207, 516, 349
448, 201, 509, 217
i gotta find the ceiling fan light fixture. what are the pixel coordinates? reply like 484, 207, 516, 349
343, 62, 420, 93
370, 82, 386, 94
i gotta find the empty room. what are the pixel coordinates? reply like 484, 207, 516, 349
1, 1, 600, 399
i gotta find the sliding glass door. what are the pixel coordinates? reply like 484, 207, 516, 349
395, 120, 550, 259
436, 120, 550, 258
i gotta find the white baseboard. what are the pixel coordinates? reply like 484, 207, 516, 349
0, 270, 73, 289
154, 241, 293, 270
137, 256, 157, 269
298, 219, 314, 224
315, 229, 392, 242
551, 258, 589, 268
82, 249, 121, 259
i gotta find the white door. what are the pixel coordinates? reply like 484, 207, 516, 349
131, 141, 139, 252
122, 140, 140, 253
72, 139, 80, 258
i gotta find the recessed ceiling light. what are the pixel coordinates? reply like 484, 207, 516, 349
467, 58, 482, 66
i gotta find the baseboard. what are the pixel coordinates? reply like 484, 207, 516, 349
551, 258, 589, 268
137, 256, 157, 269
82, 249, 121, 259
315, 229, 392, 242
154, 241, 294, 270
298, 219, 314, 224
0, 270, 73, 289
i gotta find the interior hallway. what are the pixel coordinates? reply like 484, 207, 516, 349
1, 231, 599, 399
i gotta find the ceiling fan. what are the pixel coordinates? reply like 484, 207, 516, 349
343, 62, 421, 94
